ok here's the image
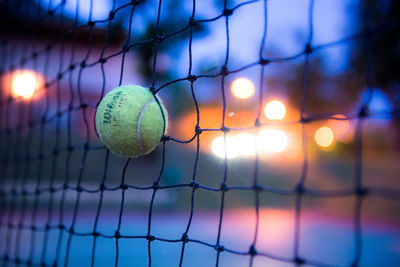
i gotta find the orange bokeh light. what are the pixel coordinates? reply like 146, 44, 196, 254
3, 70, 44, 100
314, 126, 335, 148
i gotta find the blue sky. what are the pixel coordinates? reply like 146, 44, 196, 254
36, 0, 360, 75
33, 0, 393, 112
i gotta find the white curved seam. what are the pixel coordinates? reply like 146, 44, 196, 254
137, 98, 155, 154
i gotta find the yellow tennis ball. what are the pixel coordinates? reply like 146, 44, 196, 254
95, 85, 168, 157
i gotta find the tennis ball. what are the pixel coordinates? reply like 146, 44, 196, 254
95, 85, 168, 157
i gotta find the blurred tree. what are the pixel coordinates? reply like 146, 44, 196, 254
117, 0, 208, 83
354, 0, 400, 148
268, 0, 399, 149
113, 0, 209, 117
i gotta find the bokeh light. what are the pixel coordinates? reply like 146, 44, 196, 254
235, 133, 256, 156
264, 100, 286, 120
11, 70, 42, 99
314, 126, 335, 148
231, 77, 255, 99
211, 136, 239, 159
258, 129, 288, 153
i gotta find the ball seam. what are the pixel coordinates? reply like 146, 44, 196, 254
137, 98, 155, 155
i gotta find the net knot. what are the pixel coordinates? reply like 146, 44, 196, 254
27, 260, 32, 266
99, 58, 107, 64
93, 231, 100, 237
149, 87, 157, 94
80, 61, 87, 68
187, 75, 197, 82
221, 126, 230, 133
300, 116, 310, 124
83, 142, 90, 150
99, 184, 106, 191
69, 227, 75, 234
189, 17, 197, 27
87, 21, 95, 27
59, 224, 65, 230
114, 231, 121, 239
296, 184, 305, 194
32, 52, 38, 59
252, 184, 263, 192
294, 257, 305, 265
131, 0, 140, 6
76, 186, 83, 193
154, 34, 164, 44
259, 58, 269, 65
109, 11, 115, 20
220, 66, 229, 76
123, 43, 130, 52
22, 190, 28, 196
181, 233, 189, 243
358, 105, 369, 118
45, 224, 51, 231
120, 184, 128, 190
15, 258, 21, 264
304, 44, 313, 54
66, 145, 74, 152
46, 44, 53, 52
356, 187, 369, 196
152, 182, 160, 190
195, 125, 203, 134
69, 64, 76, 70
254, 118, 261, 127
223, 8, 233, 16
161, 135, 170, 141
190, 181, 199, 189
215, 245, 225, 252
146, 235, 155, 241
53, 149, 59, 155
249, 244, 257, 255
48, 9, 55, 16
49, 187, 55, 193
220, 182, 228, 192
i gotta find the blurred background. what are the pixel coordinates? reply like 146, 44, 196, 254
0, 0, 399, 266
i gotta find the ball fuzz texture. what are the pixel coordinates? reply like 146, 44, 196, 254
95, 85, 168, 157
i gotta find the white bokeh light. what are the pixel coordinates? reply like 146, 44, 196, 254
235, 133, 256, 156
211, 136, 239, 159
231, 78, 255, 99
211, 129, 289, 159
258, 129, 288, 153
264, 100, 286, 120
11, 70, 39, 99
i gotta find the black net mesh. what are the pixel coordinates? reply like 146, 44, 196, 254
1, 0, 400, 266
